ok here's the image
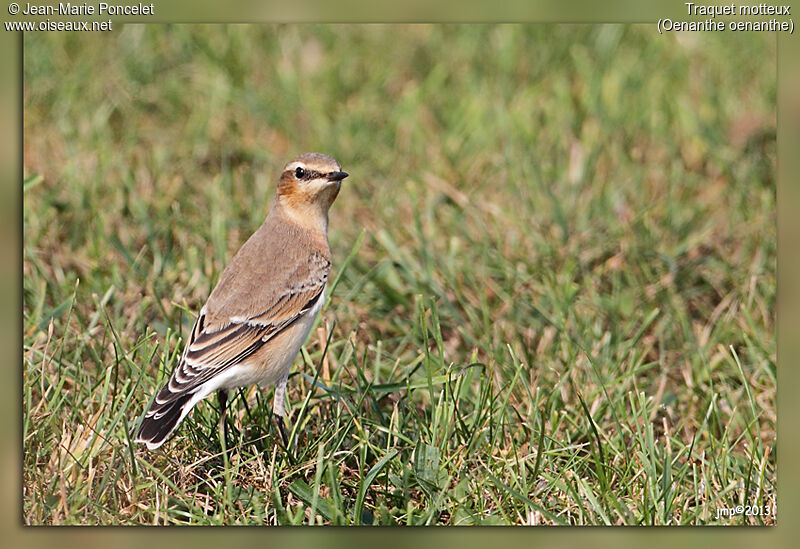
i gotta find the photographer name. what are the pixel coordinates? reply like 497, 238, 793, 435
22, 2, 154, 15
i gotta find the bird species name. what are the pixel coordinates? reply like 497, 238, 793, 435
658, 2, 794, 33
21, 2, 155, 15
684, 3, 791, 16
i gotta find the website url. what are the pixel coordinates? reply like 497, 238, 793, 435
4, 19, 112, 31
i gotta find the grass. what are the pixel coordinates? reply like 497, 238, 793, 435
22, 24, 776, 525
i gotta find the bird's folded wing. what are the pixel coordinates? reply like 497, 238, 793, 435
155, 268, 328, 404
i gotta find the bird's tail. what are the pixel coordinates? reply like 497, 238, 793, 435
134, 386, 196, 450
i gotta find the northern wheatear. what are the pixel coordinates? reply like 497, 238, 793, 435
134, 153, 347, 450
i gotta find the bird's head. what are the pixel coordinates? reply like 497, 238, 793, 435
277, 152, 348, 229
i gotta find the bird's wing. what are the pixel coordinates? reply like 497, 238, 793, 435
150, 255, 329, 406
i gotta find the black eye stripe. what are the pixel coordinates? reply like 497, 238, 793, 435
285, 168, 324, 181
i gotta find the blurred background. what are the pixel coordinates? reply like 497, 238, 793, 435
22, 25, 775, 526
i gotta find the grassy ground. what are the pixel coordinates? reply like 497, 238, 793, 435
22, 25, 776, 525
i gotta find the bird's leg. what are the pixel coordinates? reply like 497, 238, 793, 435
273, 413, 290, 448
272, 377, 291, 451
217, 388, 230, 453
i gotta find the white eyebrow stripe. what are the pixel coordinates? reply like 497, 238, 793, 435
284, 161, 340, 175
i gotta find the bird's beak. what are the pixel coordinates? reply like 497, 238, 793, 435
326, 171, 349, 182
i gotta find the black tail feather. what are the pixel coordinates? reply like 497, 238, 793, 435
135, 392, 193, 449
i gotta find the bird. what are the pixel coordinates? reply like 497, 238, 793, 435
134, 152, 348, 450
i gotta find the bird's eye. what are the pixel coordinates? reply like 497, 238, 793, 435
295, 167, 305, 179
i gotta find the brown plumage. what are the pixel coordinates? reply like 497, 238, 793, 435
135, 153, 347, 450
